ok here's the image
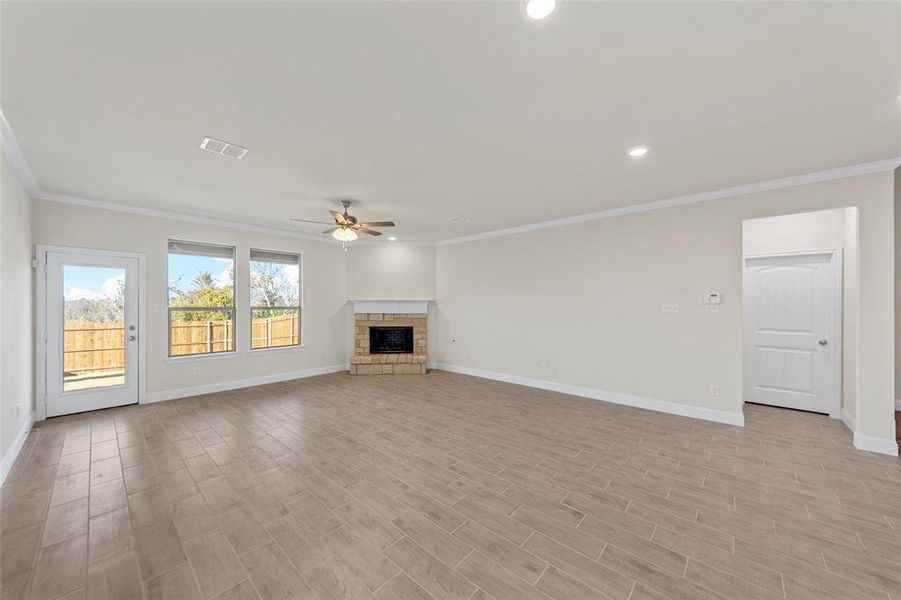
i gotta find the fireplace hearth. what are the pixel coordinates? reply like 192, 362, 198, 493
349, 303, 428, 375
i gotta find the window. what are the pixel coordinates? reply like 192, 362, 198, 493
250, 249, 301, 349
167, 241, 235, 356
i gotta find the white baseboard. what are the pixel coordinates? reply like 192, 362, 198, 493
895, 398, 901, 411
431, 363, 744, 427
841, 408, 856, 433
853, 432, 899, 456
143, 363, 348, 404
1, 411, 35, 485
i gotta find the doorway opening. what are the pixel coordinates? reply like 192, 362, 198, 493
741, 207, 858, 425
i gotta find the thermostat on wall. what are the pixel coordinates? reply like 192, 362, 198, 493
703, 293, 721, 305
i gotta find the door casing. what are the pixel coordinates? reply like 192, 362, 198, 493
742, 249, 843, 419
35, 245, 146, 421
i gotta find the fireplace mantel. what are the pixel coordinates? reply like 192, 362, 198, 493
350, 299, 432, 314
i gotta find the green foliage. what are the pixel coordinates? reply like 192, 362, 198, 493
169, 270, 234, 321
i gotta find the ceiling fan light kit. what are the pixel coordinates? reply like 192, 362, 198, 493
332, 228, 358, 242
290, 198, 396, 250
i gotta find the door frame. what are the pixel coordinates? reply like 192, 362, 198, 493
741, 248, 843, 419
35, 245, 147, 421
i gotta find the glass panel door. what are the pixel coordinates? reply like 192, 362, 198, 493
45, 251, 139, 417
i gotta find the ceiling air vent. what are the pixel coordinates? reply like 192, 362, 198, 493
199, 137, 248, 159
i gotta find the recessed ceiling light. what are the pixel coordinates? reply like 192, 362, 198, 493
199, 136, 248, 159
628, 146, 649, 158
525, 0, 556, 20
388, 236, 397, 241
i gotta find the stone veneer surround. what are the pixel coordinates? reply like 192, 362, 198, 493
350, 312, 427, 374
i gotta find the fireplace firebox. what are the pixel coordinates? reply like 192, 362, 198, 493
369, 326, 414, 354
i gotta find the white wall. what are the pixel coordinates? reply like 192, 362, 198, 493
434, 172, 895, 446
1, 150, 34, 467
895, 166, 901, 402
32, 200, 349, 401
346, 245, 436, 300
742, 208, 851, 255
742, 207, 858, 419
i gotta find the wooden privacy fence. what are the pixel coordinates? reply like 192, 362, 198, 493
63, 324, 125, 376
251, 312, 299, 350
64, 313, 300, 373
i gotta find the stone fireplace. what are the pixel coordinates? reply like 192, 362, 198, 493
349, 300, 429, 375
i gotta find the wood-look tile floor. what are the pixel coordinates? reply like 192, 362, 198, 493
2, 371, 900, 600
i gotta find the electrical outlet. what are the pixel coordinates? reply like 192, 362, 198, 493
193, 367, 201, 376
709, 384, 720, 397
556, 364, 566, 374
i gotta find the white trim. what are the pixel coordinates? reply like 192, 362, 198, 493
35, 245, 147, 420
38, 190, 334, 244
895, 399, 901, 411
435, 157, 901, 246
36, 190, 429, 246
841, 408, 856, 433
0, 411, 35, 486
351, 299, 432, 314
142, 363, 347, 404
3, 98, 896, 249
0, 109, 39, 196
852, 432, 899, 456
431, 363, 744, 427
741, 249, 843, 420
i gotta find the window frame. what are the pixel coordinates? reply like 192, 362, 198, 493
249, 248, 303, 352
166, 240, 237, 359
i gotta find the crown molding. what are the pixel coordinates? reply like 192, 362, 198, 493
4, 106, 898, 248
35, 190, 438, 247
0, 108, 40, 196
34, 190, 340, 244
435, 157, 901, 246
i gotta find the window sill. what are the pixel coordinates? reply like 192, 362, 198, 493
165, 351, 238, 363
249, 345, 305, 354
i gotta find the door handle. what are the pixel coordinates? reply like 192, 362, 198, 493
818, 339, 828, 346
128, 335, 137, 341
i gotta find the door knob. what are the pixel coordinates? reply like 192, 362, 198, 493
818, 339, 828, 346
128, 335, 137, 341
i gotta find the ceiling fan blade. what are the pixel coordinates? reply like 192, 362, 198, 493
321, 226, 340, 234
359, 221, 395, 227
290, 218, 334, 225
358, 228, 382, 236
329, 210, 350, 225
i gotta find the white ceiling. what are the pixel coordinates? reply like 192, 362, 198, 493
2, 1, 899, 242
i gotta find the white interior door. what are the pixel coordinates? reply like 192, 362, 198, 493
743, 252, 839, 415
45, 251, 140, 417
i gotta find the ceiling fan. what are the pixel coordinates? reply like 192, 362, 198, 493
290, 199, 395, 243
